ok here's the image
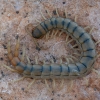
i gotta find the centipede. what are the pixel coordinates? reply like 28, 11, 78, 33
4, 6, 99, 90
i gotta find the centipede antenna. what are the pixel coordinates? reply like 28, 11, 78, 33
3, 64, 17, 72
59, 31, 63, 37
55, 8, 59, 17
52, 79, 56, 89
40, 8, 46, 20
14, 38, 20, 57
21, 46, 25, 62
11, 76, 26, 83
60, 79, 64, 88
25, 79, 35, 91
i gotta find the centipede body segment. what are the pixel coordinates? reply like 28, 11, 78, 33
7, 17, 96, 79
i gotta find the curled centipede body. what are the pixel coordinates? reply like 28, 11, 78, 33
4, 6, 98, 91
7, 17, 96, 79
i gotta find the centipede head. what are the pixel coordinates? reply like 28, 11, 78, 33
32, 28, 44, 39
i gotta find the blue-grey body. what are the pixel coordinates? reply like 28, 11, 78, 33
15, 17, 96, 79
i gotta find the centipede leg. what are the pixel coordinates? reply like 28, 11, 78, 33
11, 76, 26, 83
95, 40, 100, 45
66, 58, 69, 64
70, 55, 79, 61
84, 26, 90, 31
92, 68, 100, 78
83, 77, 89, 86
73, 53, 81, 56
66, 35, 69, 42
59, 31, 63, 37
40, 8, 46, 20
50, 30, 55, 39
60, 79, 64, 89
45, 79, 52, 92
35, 18, 41, 23
26, 56, 31, 64
66, 38, 73, 45
75, 15, 78, 22
84, 26, 94, 34
52, 79, 56, 89
55, 8, 59, 17
25, 79, 35, 92
54, 30, 59, 38
35, 56, 39, 64
89, 27, 94, 34
68, 57, 74, 63
46, 31, 50, 40
71, 44, 78, 48
68, 80, 73, 92
64, 8, 67, 18
46, 8, 52, 17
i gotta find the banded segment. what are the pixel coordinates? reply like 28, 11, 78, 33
73, 26, 85, 39
82, 38, 95, 51
80, 56, 94, 69
67, 64, 80, 76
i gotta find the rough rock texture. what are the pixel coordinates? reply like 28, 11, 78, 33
0, 0, 100, 100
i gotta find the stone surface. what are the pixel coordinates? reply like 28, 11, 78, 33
0, 0, 100, 100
